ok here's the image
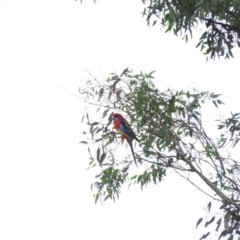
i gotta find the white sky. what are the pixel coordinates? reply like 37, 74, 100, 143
0, 0, 239, 239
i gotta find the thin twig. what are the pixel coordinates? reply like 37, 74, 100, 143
174, 168, 220, 201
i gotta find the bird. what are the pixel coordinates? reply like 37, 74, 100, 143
113, 113, 140, 166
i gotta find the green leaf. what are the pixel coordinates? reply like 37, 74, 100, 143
120, 68, 130, 77
194, 0, 203, 8
96, 147, 100, 162
233, 138, 240, 147
90, 122, 99, 126
205, 216, 215, 227
111, 77, 121, 89
95, 193, 100, 204
108, 91, 112, 100
196, 217, 203, 229
215, 97, 224, 104
212, 100, 218, 108
207, 201, 212, 212
102, 109, 109, 119
148, 70, 156, 77
211, 94, 221, 98
130, 175, 138, 180
229, 49, 234, 58
81, 114, 85, 123
200, 232, 210, 240
218, 125, 225, 130
196, 40, 203, 48
218, 230, 228, 240
103, 195, 110, 201
116, 90, 121, 100
100, 152, 107, 164
216, 218, 222, 232
98, 88, 104, 101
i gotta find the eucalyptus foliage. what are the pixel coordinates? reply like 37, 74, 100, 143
142, 0, 240, 60
79, 68, 240, 239
78, 0, 240, 59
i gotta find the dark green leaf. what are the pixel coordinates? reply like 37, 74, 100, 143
218, 230, 228, 240
100, 152, 107, 164
102, 109, 109, 119
81, 114, 85, 123
90, 122, 99, 126
232, 138, 240, 148
152, 20, 157, 26
212, 100, 218, 108
217, 99, 224, 105
130, 175, 138, 180
207, 202, 212, 212
95, 193, 100, 204
108, 91, 112, 100
200, 232, 210, 240
112, 78, 121, 89
211, 94, 221, 98
216, 218, 222, 232
120, 68, 130, 77
196, 217, 203, 229
96, 147, 100, 162
103, 195, 110, 201
205, 216, 215, 227
98, 88, 104, 101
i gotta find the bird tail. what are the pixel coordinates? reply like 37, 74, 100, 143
129, 142, 138, 166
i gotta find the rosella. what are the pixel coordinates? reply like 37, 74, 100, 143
113, 113, 140, 166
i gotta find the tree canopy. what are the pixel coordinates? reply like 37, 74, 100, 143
78, 0, 240, 59
142, 0, 240, 60
79, 69, 240, 240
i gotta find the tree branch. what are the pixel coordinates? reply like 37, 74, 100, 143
181, 153, 240, 211
174, 168, 220, 201
203, 17, 240, 33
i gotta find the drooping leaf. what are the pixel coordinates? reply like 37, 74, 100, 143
100, 152, 107, 165
196, 217, 203, 229
98, 88, 104, 101
216, 218, 222, 232
102, 109, 109, 119
95, 193, 100, 204
218, 230, 228, 240
200, 232, 210, 240
205, 216, 215, 228
207, 201, 212, 212
96, 147, 100, 163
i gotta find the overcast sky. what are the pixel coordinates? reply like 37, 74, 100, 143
0, 1, 239, 239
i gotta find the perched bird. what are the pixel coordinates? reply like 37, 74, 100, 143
113, 113, 140, 166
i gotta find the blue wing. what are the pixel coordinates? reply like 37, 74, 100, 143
119, 120, 140, 143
